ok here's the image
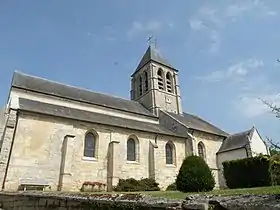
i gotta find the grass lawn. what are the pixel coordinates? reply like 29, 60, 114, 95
142, 185, 280, 199
77, 185, 280, 200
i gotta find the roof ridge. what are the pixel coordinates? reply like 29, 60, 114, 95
229, 129, 251, 137
183, 112, 229, 135
13, 71, 142, 105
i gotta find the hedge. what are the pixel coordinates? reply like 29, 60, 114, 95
222, 155, 280, 189
114, 178, 160, 192
270, 160, 280, 186
166, 183, 177, 191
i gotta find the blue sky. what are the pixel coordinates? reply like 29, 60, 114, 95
1, 0, 280, 142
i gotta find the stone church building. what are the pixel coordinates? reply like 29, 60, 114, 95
0, 45, 270, 191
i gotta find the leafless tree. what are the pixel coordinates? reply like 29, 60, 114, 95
260, 98, 280, 153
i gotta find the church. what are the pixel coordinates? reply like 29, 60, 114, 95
0, 44, 270, 192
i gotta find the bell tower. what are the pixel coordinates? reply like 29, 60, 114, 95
130, 38, 182, 116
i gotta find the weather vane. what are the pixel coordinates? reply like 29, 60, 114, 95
147, 35, 157, 48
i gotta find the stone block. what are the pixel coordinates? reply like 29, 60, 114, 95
182, 202, 208, 210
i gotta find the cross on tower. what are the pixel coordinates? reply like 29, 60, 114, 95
147, 36, 157, 48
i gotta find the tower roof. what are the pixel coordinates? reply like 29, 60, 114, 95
132, 45, 177, 76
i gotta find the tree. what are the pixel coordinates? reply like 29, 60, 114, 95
260, 99, 280, 152
176, 155, 215, 193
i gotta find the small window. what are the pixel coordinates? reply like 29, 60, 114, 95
127, 138, 136, 161
165, 141, 175, 164
144, 71, 148, 92
84, 132, 96, 158
198, 142, 206, 159
166, 72, 173, 93
139, 76, 143, 96
157, 69, 164, 90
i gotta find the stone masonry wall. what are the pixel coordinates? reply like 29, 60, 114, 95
192, 130, 224, 188
0, 191, 185, 210
0, 191, 277, 210
4, 111, 189, 191
0, 109, 18, 191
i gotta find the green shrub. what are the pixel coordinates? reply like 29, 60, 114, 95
176, 155, 215, 193
139, 178, 160, 191
270, 160, 280, 186
114, 178, 160, 192
222, 155, 272, 189
166, 183, 177, 191
270, 154, 280, 162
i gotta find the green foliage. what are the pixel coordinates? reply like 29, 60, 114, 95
270, 154, 280, 162
176, 155, 215, 193
114, 178, 160, 192
222, 155, 280, 189
270, 148, 280, 156
270, 160, 280, 186
165, 183, 177, 191
139, 178, 160, 191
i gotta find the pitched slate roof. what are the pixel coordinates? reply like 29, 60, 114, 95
167, 111, 229, 137
17, 98, 187, 138
217, 128, 253, 154
132, 46, 177, 76
11, 71, 156, 118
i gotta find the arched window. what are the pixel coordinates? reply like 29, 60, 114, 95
157, 69, 164, 90
127, 138, 136, 161
165, 141, 175, 164
166, 72, 173, 93
144, 71, 148, 92
84, 132, 96, 158
139, 76, 143, 96
198, 142, 206, 159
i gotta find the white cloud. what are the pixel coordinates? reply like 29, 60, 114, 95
189, 19, 206, 31
234, 93, 280, 118
225, 1, 259, 19
266, 11, 278, 16
188, 8, 223, 54
225, 0, 278, 20
87, 25, 117, 42
189, 1, 277, 54
197, 59, 264, 83
199, 8, 222, 27
228, 59, 279, 119
127, 20, 163, 38
208, 30, 221, 54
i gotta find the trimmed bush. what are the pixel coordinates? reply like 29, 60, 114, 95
114, 178, 160, 192
222, 155, 280, 189
139, 178, 160, 191
176, 155, 215, 193
270, 160, 280, 186
166, 183, 177, 191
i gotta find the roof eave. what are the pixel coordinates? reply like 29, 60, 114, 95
216, 145, 247, 154
18, 108, 187, 139
189, 128, 229, 138
11, 85, 158, 120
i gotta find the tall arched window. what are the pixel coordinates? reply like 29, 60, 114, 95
84, 132, 96, 158
165, 141, 175, 164
127, 138, 136, 161
166, 72, 173, 93
198, 142, 206, 159
139, 76, 143, 96
144, 71, 148, 92
157, 69, 164, 90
